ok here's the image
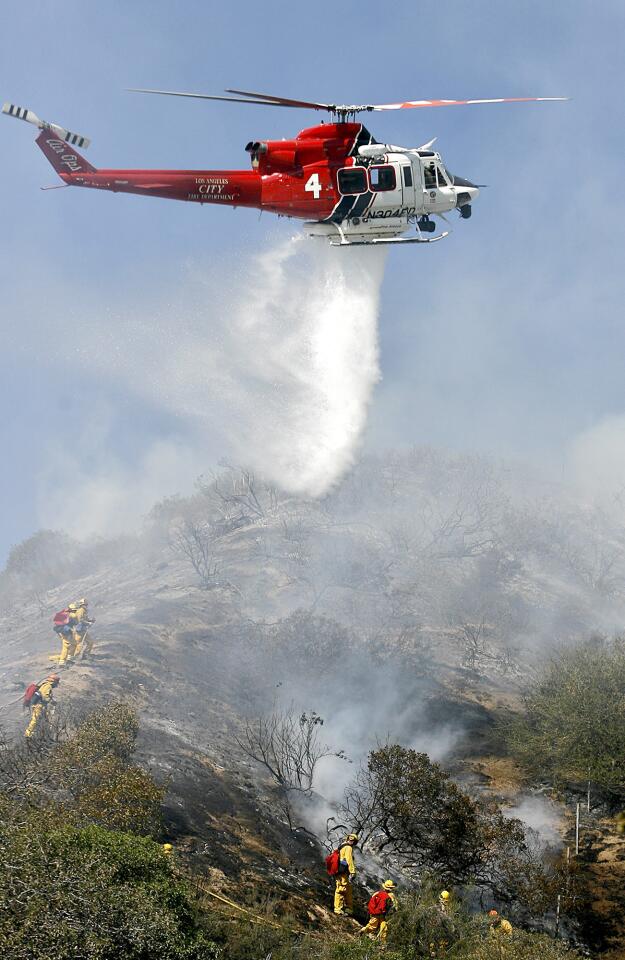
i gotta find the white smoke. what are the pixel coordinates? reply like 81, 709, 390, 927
36, 236, 387, 537
503, 796, 563, 850
568, 413, 625, 506
38, 430, 204, 539
303, 680, 461, 841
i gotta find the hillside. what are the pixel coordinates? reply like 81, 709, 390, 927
2, 449, 625, 954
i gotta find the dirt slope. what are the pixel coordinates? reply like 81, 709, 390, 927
1, 496, 623, 952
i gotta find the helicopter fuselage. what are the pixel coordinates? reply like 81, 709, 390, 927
33, 121, 478, 245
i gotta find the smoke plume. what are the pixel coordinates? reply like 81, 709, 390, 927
37, 236, 387, 537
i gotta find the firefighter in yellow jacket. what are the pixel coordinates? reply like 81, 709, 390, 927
438, 890, 452, 915
360, 880, 398, 942
334, 834, 359, 915
58, 603, 79, 666
25, 674, 60, 738
488, 910, 513, 936
73, 598, 95, 658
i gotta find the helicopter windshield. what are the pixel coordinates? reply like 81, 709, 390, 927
423, 163, 437, 189
423, 161, 450, 189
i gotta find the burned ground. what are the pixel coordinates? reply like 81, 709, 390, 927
3, 451, 625, 952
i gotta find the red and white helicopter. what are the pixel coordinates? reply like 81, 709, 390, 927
3, 88, 566, 246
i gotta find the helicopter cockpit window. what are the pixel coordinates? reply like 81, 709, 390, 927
337, 167, 367, 195
369, 165, 396, 192
403, 166, 413, 188
423, 163, 437, 189
437, 166, 449, 186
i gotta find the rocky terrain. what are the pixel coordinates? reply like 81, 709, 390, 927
2, 449, 625, 952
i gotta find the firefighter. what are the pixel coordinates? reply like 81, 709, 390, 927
58, 603, 79, 666
73, 598, 95, 658
426, 889, 454, 956
488, 909, 513, 936
439, 890, 451, 915
334, 833, 359, 915
360, 880, 398, 943
51, 606, 71, 663
25, 674, 60, 738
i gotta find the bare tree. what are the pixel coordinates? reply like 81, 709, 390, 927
559, 522, 625, 597
199, 466, 281, 528
169, 519, 220, 590
454, 617, 490, 672
235, 705, 347, 829
279, 509, 311, 567
4, 530, 78, 594
446, 596, 526, 677
32, 590, 51, 619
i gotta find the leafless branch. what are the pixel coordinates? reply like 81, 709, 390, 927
235, 704, 347, 829
169, 518, 221, 589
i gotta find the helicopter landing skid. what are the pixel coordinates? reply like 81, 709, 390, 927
330, 231, 449, 247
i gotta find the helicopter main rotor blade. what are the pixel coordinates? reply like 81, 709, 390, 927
127, 88, 304, 108
225, 88, 335, 111
128, 88, 568, 117
370, 96, 568, 110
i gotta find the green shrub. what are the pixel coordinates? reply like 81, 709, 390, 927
341, 746, 537, 898
0, 821, 217, 960
463, 932, 581, 960
61, 700, 139, 763
504, 635, 625, 785
385, 891, 580, 960
54, 704, 162, 836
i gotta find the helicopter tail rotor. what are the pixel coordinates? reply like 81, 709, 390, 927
2, 102, 91, 148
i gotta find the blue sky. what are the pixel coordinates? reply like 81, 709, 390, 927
1, 0, 624, 561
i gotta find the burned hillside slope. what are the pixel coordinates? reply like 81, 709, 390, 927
2, 450, 625, 949
0, 543, 522, 923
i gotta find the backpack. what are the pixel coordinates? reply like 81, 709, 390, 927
326, 844, 350, 877
53, 609, 70, 626
23, 682, 40, 710
325, 848, 341, 876
368, 891, 391, 917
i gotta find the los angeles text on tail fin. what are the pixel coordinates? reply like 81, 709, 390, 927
36, 129, 96, 176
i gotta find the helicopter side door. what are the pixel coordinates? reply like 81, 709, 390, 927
420, 157, 456, 214
421, 157, 441, 213
367, 161, 405, 216
398, 158, 417, 214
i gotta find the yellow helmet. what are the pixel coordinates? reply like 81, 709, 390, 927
163, 843, 173, 854
346, 833, 359, 843
383, 880, 396, 890
440, 891, 451, 901
68, 603, 78, 611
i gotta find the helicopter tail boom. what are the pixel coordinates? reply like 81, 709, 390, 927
44, 160, 262, 207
